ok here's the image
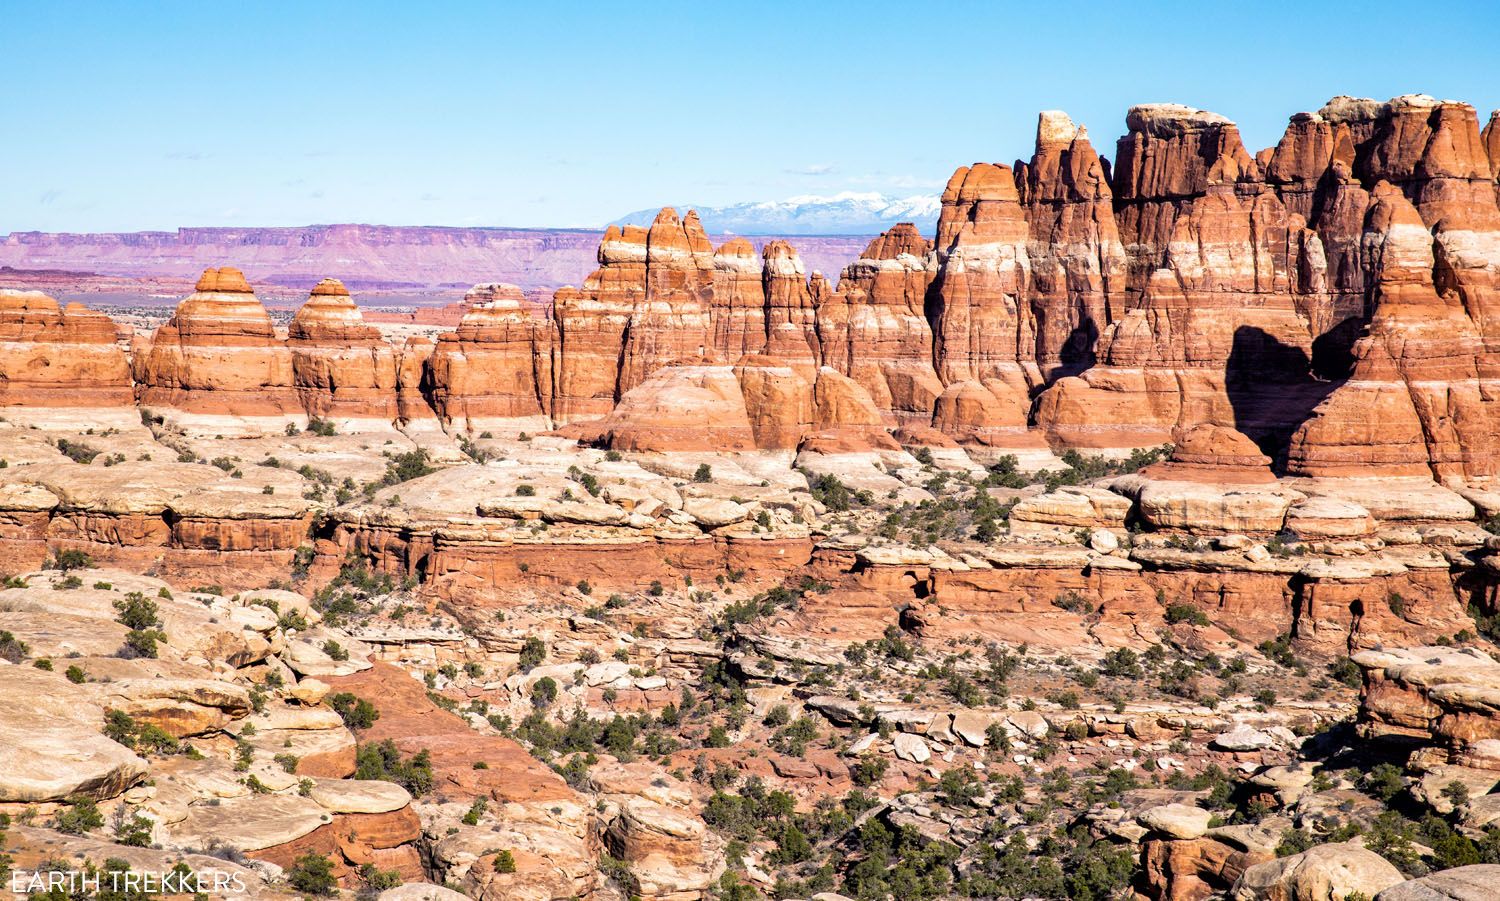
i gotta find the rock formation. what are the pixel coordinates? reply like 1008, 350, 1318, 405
8, 95, 1500, 481
817, 224, 943, 427
0, 289, 133, 417
426, 282, 553, 433
134, 267, 302, 432
1033, 104, 1332, 457
288, 278, 400, 427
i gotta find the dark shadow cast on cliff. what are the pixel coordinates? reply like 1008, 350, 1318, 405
1225, 325, 1340, 470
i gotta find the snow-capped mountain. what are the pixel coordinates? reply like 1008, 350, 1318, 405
613, 191, 941, 236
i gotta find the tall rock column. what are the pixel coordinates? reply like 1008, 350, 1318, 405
1017, 110, 1126, 378
709, 237, 767, 359
816, 223, 943, 427
761, 240, 821, 363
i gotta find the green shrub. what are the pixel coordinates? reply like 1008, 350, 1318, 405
519, 637, 546, 670
1164, 602, 1210, 627
122, 628, 166, 658
47, 549, 94, 571
355, 740, 433, 796
55, 438, 101, 464
461, 797, 487, 825
0, 630, 27, 663
358, 863, 401, 891
287, 852, 338, 895
54, 795, 104, 834
113, 808, 154, 846
113, 592, 161, 631
329, 692, 381, 729
531, 677, 558, 708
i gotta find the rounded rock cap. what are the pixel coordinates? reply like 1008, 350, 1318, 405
195, 266, 253, 293
309, 277, 350, 297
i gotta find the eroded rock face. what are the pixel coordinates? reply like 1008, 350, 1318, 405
551, 210, 716, 424
10, 95, 1500, 479
1034, 104, 1332, 457
288, 278, 400, 426
427, 282, 554, 433
1288, 182, 1492, 482
135, 267, 302, 430
817, 224, 943, 427
0, 290, 133, 413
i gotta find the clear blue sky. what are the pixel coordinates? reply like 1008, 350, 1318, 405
4, 0, 1497, 233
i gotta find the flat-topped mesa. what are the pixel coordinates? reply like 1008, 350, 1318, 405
1287, 182, 1492, 482
287, 278, 399, 426
1017, 110, 1126, 378
816, 223, 943, 428
0, 290, 133, 415
549, 208, 716, 423
426, 281, 554, 433
134, 266, 302, 431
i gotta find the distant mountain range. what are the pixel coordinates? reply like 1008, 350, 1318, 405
0, 225, 873, 300
614, 192, 941, 235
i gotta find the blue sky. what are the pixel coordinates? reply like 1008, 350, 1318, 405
4, 0, 1497, 233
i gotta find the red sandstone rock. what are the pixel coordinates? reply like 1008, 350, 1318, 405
134, 267, 302, 425
587, 363, 757, 452
733, 323, 819, 450
426, 282, 553, 432
817, 224, 943, 427
761, 239, 822, 362
1019, 111, 1127, 377
1033, 103, 1333, 454
1288, 182, 1491, 480
11, 95, 1500, 483
288, 278, 399, 423
0, 290, 133, 410
709, 237, 767, 358
1141, 424, 1276, 484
